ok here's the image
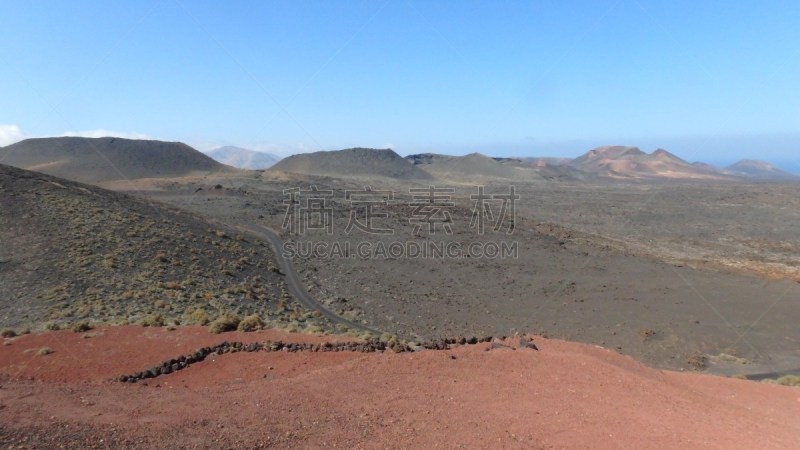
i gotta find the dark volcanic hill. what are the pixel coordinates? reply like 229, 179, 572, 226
207, 146, 280, 169
270, 148, 432, 180
405, 152, 587, 182
0, 163, 311, 331
494, 156, 573, 166
726, 160, 798, 180
406, 152, 534, 181
0, 137, 233, 184
493, 156, 590, 180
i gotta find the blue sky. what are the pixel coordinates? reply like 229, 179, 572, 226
1, 1, 798, 169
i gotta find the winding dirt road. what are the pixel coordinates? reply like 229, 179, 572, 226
235, 223, 386, 336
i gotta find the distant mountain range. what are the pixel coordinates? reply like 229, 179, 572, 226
271, 145, 796, 182
0, 137, 795, 184
564, 146, 721, 179
559, 146, 797, 180
206, 146, 281, 170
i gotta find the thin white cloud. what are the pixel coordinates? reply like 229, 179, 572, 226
0, 124, 25, 146
1, 125, 157, 148
61, 129, 152, 140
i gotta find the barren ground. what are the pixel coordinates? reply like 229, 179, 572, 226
5, 166, 800, 447
135, 174, 800, 378
2, 327, 800, 449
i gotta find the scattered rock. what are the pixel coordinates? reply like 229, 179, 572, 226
519, 336, 539, 350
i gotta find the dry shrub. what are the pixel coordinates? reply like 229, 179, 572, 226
186, 308, 210, 325
237, 314, 265, 332
773, 375, 800, 387
208, 313, 240, 334
1, 329, 16, 338
140, 314, 166, 327
71, 322, 92, 333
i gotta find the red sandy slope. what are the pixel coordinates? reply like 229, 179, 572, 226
1, 326, 799, 449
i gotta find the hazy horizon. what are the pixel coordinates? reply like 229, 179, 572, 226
1, 1, 798, 172
2, 129, 798, 173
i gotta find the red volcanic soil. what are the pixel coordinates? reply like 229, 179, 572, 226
1, 326, 799, 449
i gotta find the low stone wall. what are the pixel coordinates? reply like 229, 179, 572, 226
116, 336, 518, 383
